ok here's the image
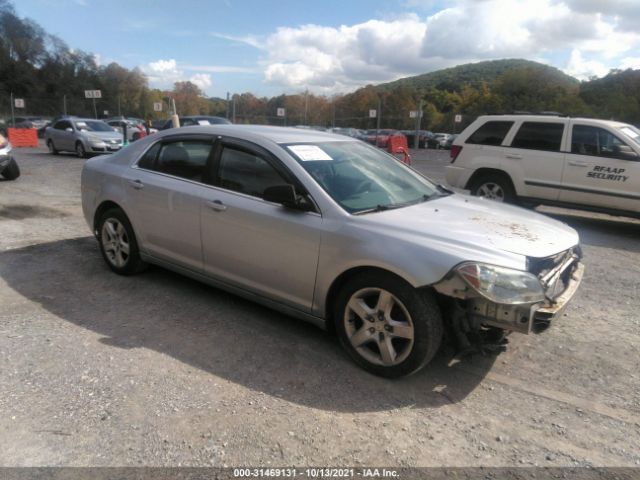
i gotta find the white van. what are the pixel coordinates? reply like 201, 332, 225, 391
445, 114, 640, 218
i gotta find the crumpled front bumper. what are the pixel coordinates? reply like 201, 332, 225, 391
468, 261, 584, 334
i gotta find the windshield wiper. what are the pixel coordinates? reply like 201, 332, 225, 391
353, 204, 392, 215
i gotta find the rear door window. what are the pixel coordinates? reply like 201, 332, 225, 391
511, 122, 564, 152
466, 121, 513, 146
137, 140, 214, 182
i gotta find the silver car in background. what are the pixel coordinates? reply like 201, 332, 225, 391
45, 118, 123, 158
81, 125, 584, 377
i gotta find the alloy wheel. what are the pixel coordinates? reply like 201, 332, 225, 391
343, 288, 415, 367
477, 182, 505, 201
101, 218, 131, 268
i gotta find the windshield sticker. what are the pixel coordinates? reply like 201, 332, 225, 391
197, 120, 210, 125
288, 145, 333, 161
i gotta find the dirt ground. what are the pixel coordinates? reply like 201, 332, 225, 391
0, 145, 639, 468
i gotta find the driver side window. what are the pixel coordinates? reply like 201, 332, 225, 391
572, 125, 637, 160
217, 146, 287, 199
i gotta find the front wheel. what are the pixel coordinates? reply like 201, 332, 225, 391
469, 174, 517, 203
334, 272, 443, 378
97, 208, 147, 275
76, 142, 86, 159
47, 139, 59, 155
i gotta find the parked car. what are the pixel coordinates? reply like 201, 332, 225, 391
446, 114, 640, 218
331, 127, 361, 138
444, 134, 458, 149
45, 118, 123, 158
364, 129, 402, 148
81, 125, 583, 378
0, 133, 20, 180
401, 130, 433, 149
104, 117, 147, 142
429, 133, 451, 149
159, 116, 231, 130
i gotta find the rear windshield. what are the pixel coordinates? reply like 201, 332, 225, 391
466, 121, 513, 146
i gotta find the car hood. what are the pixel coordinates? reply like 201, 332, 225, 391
358, 194, 579, 260
81, 131, 122, 140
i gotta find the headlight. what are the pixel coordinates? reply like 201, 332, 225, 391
456, 262, 545, 304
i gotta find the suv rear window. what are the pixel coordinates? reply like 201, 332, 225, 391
511, 122, 564, 152
466, 121, 513, 146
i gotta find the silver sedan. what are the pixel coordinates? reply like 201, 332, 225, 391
81, 125, 584, 377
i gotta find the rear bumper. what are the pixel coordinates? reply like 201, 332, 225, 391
445, 165, 472, 189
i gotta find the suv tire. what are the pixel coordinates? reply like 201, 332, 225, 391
469, 173, 517, 203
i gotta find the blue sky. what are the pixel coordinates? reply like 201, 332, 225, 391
14, 0, 640, 98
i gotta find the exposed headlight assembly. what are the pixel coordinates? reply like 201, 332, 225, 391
456, 262, 545, 305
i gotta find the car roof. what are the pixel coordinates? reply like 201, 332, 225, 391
157, 124, 353, 144
476, 114, 632, 128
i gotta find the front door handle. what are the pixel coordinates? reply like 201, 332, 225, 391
505, 153, 522, 160
128, 179, 144, 190
568, 160, 588, 167
206, 200, 227, 212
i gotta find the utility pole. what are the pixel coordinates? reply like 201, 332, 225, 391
117, 95, 121, 116
232, 95, 236, 123
171, 97, 179, 128
414, 98, 424, 149
63, 94, 67, 116
226, 92, 230, 119
332, 101, 336, 129
375, 96, 381, 147
10, 92, 15, 126
304, 89, 309, 126
92, 97, 97, 119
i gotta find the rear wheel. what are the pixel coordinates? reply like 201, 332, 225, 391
469, 173, 517, 203
97, 208, 147, 275
47, 139, 58, 155
1, 158, 20, 180
334, 272, 443, 378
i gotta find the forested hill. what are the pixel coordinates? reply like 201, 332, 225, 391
378, 59, 579, 92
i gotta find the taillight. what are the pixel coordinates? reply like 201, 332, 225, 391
450, 145, 462, 163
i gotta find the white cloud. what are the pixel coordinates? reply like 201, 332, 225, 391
565, 49, 610, 79
189, 73, 212, 90
253, 0, 640, 92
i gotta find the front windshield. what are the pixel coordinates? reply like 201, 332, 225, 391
619, 125, 640, 146
74, 120, 114, 132
285, 141, 441, 214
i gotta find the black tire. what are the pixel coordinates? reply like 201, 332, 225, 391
96, 208, 147, 275
47, 139, 58, 155
1, 158, 20, 180
75, 141, 86, 159
334, 272, 443, 378
469, 173, 517, 204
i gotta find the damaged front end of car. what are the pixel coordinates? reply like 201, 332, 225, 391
432, 246, 584, 355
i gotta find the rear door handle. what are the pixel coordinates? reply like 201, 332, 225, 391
505, 153, 522, 160
128, 179, 144, 189
568, 160, 588, 167
206, 200, 227, 212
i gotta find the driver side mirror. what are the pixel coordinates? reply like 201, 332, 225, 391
263, 184, 309, 210
65, 127, 73, 132
612, 144, 639, 160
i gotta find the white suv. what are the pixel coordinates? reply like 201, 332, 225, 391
446, 115, 640, 218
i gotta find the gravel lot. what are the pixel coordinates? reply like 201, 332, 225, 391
1, 144, 639, 468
